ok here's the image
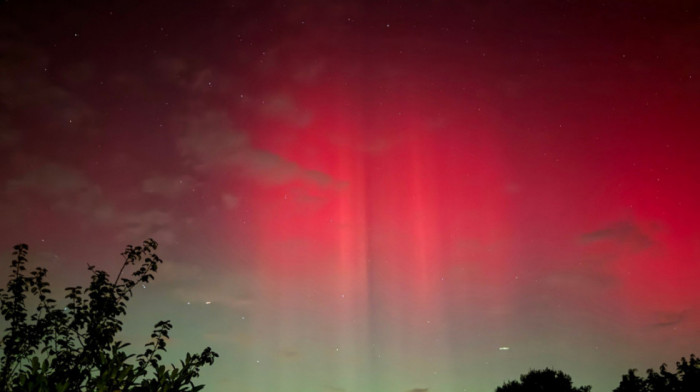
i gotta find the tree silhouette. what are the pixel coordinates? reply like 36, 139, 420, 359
496, 368, 591, 392
615, 369, 648, 392
0, 239, 218, 391
614, 354, 700, 392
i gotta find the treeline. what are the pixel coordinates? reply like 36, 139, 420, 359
497, 354, 699, 392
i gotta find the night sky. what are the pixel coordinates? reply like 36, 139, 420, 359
1, 1, 699, 391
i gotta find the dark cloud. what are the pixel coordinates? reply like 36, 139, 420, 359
176, 110, 343, 188
176, 111, 249, 168
3, 162, 181, 243
407, 388, 429, 392
6, 162, 93, 195
118, 209, 176, 244
651, 310, 687, 328
580, 221, 654, 251
259, 94, 311, 128
142, 174, 198, 197
4, 162, 112, 222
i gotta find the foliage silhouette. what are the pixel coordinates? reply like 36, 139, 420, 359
495, 368, 591, 392
0, 239, 218, 391
614, 354, 700, 392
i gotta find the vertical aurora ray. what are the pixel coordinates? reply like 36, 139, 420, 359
195, 3, 699, 388
2, 1, 699, 391
233, 61, 521, 389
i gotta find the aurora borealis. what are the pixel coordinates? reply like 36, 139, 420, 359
0, 1, 698, 391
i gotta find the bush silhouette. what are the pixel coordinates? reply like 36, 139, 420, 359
496, 368, 591, 392
614, 354, 700, 392
0, 239, 217, 391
